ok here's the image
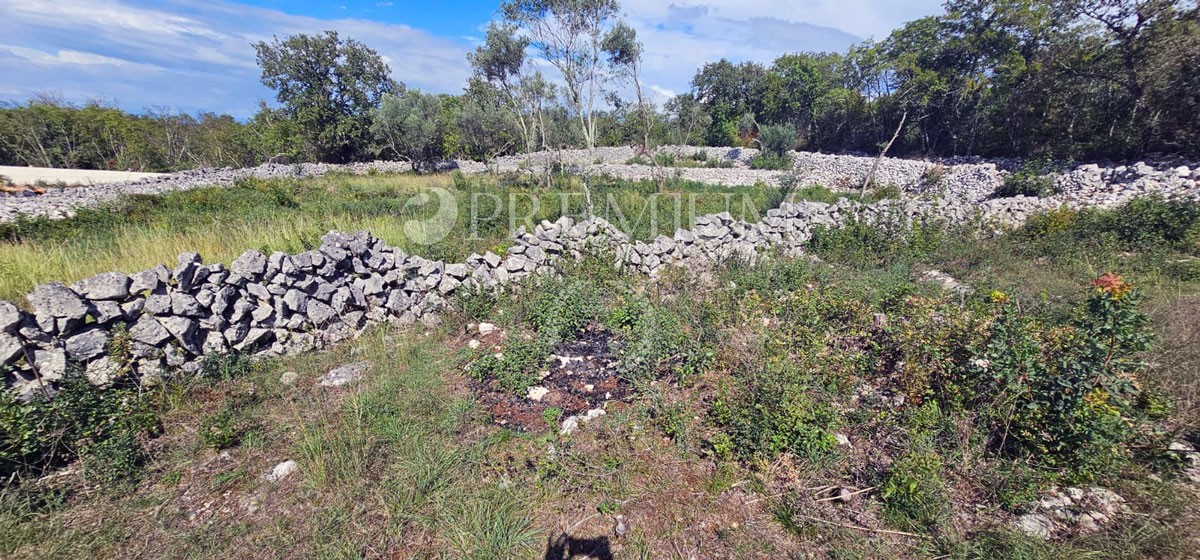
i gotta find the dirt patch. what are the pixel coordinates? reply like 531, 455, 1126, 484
473, 326, 632, 432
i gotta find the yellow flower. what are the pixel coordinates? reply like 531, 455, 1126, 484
989, 290, 1010, 304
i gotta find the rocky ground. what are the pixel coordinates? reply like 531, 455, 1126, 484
1, 147, 1197, 223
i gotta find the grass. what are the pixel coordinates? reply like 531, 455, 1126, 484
2, 173, 1199, 558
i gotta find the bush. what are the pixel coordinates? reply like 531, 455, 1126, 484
82, 430, 146, 486
710, 371, 839, 460
994, 156, 1060, 198
749, 152, 793, 171
1, 376, 157, 480
886, 275, 1156, 481
468, 336, 550, 394
757, 124, 797, 158
1021, 197, 1200, 254
808, 216, 946, 268
881, 448, 949, 531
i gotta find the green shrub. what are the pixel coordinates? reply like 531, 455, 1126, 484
467, 336, 550, 394
199, 407, 242, 450
758, 124, 797, 158
978, 277, 1151, 480
607, 297, 714, 383
82, 430, 146, 486
749, 152, 793, 171
994, 156, 1060, 198
1020, 197, 1200, 255
198, 350, 260, 380
710, 364, 839, 460
808, 216, 946, 268
881, 448, 949, 531
522, 278, 600, 340
1, 376, 157, 480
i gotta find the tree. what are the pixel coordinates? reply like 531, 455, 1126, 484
601, 22, 649, 152
254, 31, 398, 163
371, 89, 444, 171
468, 23, 551, 153
499, 0, 630, 152
456, 79, 523, 164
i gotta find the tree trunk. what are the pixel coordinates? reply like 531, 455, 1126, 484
861, 110, 907, 197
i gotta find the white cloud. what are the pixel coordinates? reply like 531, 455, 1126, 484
0, 0, 474, 116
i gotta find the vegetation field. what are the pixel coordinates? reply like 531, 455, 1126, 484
2, 171, 1199, 558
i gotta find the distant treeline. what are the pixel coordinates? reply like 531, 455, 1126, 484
1, 0, 1197, 173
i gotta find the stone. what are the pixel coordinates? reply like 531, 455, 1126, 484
32, 348, 66, 381
129, 314, 171, 346
307, 299, 336, 325
144, 293, 171, 315
264, 459, 298, 482
129, 269, 163, 294
316, 361, 371, 387
560, 408, 607, 436
478, 322, 496, 336
1014, 513, 1055, 539
282, 289, 308, 314
0, 332, 24, 365
65, 328, 108, 360
0, 301, 21, 333
526, 386, 549, 401
170, 292, 205, 317
279, 370, 299, 385
27, 282, 87, 320
73, 272, 131, 300
85, 356, 122, 386
158, 316, 201, 354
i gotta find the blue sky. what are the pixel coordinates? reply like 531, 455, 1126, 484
0, 0, 945, 118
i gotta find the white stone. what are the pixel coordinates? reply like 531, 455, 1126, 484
264, 460, 298, 482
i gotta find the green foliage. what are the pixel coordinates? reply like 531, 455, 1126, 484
757, 123, 797, 157
371, 89, 446, 171
881, 448, 949, 531
199, 394, 259, 451
198, 351, 260, 381
808, 215, 946, 268
710, 375, 839, 461
995, 157, 1060, 198
1, 376, 157, 481
607, 296, 714, 383
541, 407, 563, 427
253, 31, 399, 163
81, 430, 146, 487
522, 278, 600, 340
976, 279, 1151, 479
468, 336, 549, 394
1020, 197, 1200, 255
748, 152, 792, 170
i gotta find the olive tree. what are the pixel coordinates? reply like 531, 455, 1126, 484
371, 89, 444, 171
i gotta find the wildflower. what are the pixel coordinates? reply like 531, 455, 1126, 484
989, 290, 1010, 304
1092, 273, 1133, 300
972, 358, 991, 370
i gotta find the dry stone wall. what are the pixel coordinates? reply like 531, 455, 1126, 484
1, 191, 1067, 400
4, 147, 1198, 223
